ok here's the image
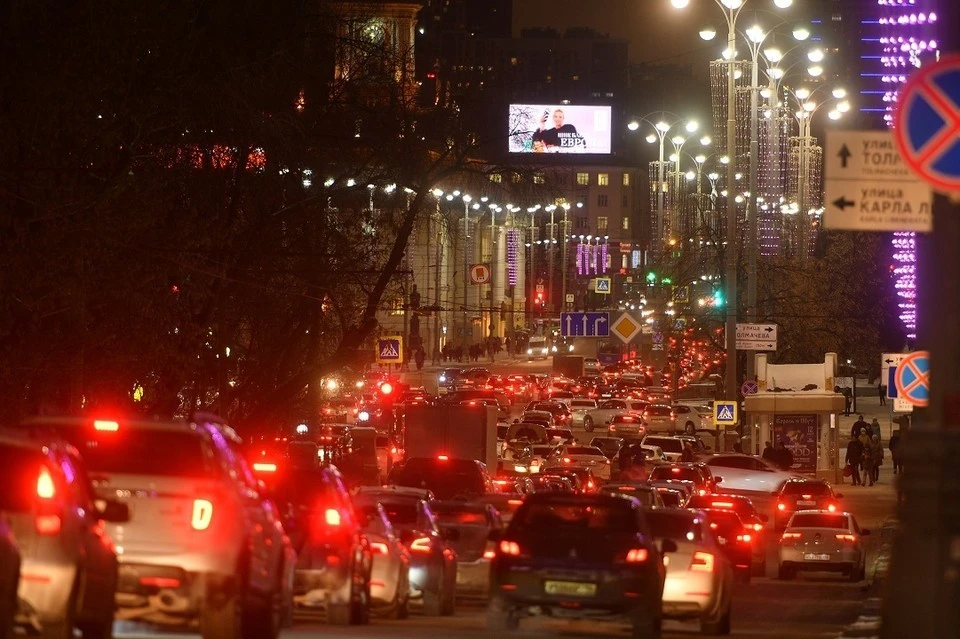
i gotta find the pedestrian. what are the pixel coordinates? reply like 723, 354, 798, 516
851, 414, 869, 440
889, 429, 903, 474
680, 442, 695, 462
862, 436, 877, 486
878, 381, 886, 406
845, 435, 864, 486
414, 346, 425, 372
773, 440, 793, 471
761, 441, 775, 463
843, 388, 853, 416
871, 434, 883, 483
870, 417, 882, 441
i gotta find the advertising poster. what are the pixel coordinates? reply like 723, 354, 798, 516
508, 104, 612, 154
772, 414, 818, 474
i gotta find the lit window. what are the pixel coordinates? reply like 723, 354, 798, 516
597, 217, 609, 231
577, 172, 589, 185
533, 173, 545, 184
622, 216, 630, 231
598, 173, 610, 186
622, 173, 630, 186
489, 173, 502, 183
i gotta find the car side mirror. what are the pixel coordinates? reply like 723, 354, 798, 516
860, 529, 871, 536
97, 499, 130, 523
834, 492, 844, 499
488, 528, 503, 542
660, 539, 678, 554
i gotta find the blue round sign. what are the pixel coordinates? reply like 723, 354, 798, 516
894, 351, 930, 407
741, 380, 759, 396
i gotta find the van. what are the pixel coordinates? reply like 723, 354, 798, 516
526, 336, 549, 360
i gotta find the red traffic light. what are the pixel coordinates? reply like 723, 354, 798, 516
379, 382, 393, 395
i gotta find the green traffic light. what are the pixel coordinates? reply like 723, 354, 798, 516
661, 277, 672, 285
646, 271, 656, 283
713, 291, 724, 306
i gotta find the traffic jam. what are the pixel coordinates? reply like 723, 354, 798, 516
0, 364, 873, 639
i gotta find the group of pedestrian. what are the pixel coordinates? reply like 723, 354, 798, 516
761, 439, 794, 471
844, 414, 886, 486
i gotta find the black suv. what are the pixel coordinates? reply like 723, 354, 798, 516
488, 492, 668, 638
391, 457, 493, 500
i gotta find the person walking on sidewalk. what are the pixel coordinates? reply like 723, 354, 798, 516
878, 381, 886, 406
851, 414, 869, 440
870, 417, 882, 441
862, 436, 878, 486
870, 434, 883, 483
890, 429, 903, 474
845, 435, 864, 486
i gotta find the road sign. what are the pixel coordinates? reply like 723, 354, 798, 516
881, 353, 910, 398
824, 130, 931, 232
894, 55, 960, 194
673, 318, 687, 332
535, 284, 545, 293
594, 277, 612, 294
735, 323, 777, 351
376, 336, 403, 364
672, 285, 690, 304
565, 293, 575, 303
560, 312, 610, 337
469, 263, 490, 285
894, 350, 930, 407
894, 397, 915, 414
741, 380, 759, 396
611, 313, 642, 344
714, 401, 738, 426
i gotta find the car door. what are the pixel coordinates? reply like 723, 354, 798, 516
595, 399, 626, 425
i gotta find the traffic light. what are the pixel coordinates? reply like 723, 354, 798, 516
712, 291, 724, 307
646, 271, 657, 284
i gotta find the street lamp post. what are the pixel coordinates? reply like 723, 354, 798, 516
561, 202, 571, 310
460, 193, 473, 347
546, 204, 557, 312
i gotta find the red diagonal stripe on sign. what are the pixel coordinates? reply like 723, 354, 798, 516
913, 79, 960, 167
901, 359, 930, 397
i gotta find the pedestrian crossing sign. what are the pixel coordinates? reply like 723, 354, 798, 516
714, 401, 738, 426
376, 336, 404, 364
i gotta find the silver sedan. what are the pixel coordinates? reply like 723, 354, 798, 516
778, 510, 870, 581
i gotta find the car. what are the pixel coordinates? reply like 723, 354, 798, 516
589, 436, 625, 460
375, 434, 399, 482
703, 453, 797, 497
646, 508, 733, 634
539, 466, 601, 494
641, 435, 685, 461
543, 427, 576, 445
640, 445, 667, 462
599, 483, 666, 509
649, 463, 722, 496
642, 404, 677, 433
526, 336, 550, 360
0, 429, 127, 639
21, 415, 292, 639
390, 456, 494, 500
430, 501, 502, 599
528, 475, 576, 494
546, 445, 613, 480
525, 401, 573, 426
774, 479, 843, 529
648, 480, 695, 507
518, 444, 558, 474
355, 503, 411, 619
570, 398, 599, 426
351, 490, 458, 615
477, 494, 527, 524
700, 509, 754, 583
582, 399, 648, 432
269, 466, 373, 624
672, 405, 713, 434
519, 410, 554, 428
486, 492, 667, 637
584, 358, 601, 374
545, 389, 574, 406
778, 511, 869, 581
608, 413, 647, 439
686, 494, 769, 575
652, 487, 686, 508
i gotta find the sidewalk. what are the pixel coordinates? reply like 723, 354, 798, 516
835, 517, 898, 638
837, 392, 908, 441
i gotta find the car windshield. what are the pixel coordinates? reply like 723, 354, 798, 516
514, 501, 637, 533
790, 513, 849, 529
566, 446, 603, 456
783, 482, 831, 495
645, 438, 683, 452
650, 466, 703, 484
646, 511, 703, 542
56, 427, 214, 477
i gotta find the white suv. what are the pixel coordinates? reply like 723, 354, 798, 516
22, 415, 294, 639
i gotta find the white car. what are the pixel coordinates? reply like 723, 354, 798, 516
23, 415, 294, 639
641, 435, 686, 462
672, 404, 713, 434
526, 337, 549, 360
582, 399, 647, 432
545, 445, 612, 480
778, 511, 869, 581
704, 453, 798, 496
569, 398, 598, 427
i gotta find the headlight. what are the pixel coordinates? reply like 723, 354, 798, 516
527, 348, 533, 355
542, 348, 549, 355
551, 345, 558, 352
439, 375, 446, 382
568, 345, 574, 352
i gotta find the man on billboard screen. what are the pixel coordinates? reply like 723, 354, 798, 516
508, 104, 611, 154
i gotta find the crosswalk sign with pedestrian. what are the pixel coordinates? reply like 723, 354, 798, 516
714, 401, 738, 426
376, 336, 404, 364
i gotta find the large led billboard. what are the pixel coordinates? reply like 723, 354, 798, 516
508, 104, 612, 154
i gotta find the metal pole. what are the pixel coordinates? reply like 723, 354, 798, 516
433, 207, 442, 363
723, 23, 739, 454
797, 118, 807, 260
548, 207, 556, 312
463, 201, 470, 347
657, 137, 666, 257
561, 207, 569, 311
530, 215, 536, 329
490, 208, 496, 340
747, 51, 760, 341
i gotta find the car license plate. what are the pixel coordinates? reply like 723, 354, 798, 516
544, 581, 597, 597
797, 500, 816, 506
803, 553, 831, 561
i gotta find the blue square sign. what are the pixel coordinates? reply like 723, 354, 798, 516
714, 401, 738, 426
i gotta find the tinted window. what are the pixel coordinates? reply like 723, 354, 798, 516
790, 514, 849, 529
272, 469, 340, 509
515, 502, 637, 533
566, 447, 603, 456
782, 482, 831, 495
377, 502, 420, 526
658, 491, 682, 508
571, 400, 596, 408
393, 459, 485, 499
67, 429, 214, 477
646, 511, 703, 541
645, 438, 683, 452
431, 509, 488, 526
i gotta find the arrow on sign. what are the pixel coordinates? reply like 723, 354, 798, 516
832, 196, 855, 211
764, 327, 774, 333
565, 315, 573, 335
837, 143, 852, 168
581, 315, 589, 335
594, 316, 607, 335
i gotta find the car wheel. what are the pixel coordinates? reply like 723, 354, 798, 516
777, 564, 795, 581
486, 595, 519, 631
440, 576, 456, 616
584, 417, 594, 432
242, 575, 284, 639
700, 603, 731, 635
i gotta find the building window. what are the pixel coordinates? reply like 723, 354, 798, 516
622, 173, 630, 186
576, 172, 589, 185
622, 195, 629, 207
511, 173, 521, 183
575, 216, 589, 230
622, 216, 630, 231
533, 173, 544, 184
598, 194, 608, 207
597, 217, 608, 231
489, 173, 502, 183
598, 173, 610, 186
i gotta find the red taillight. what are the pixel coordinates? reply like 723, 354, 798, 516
777, 502, 786, 511
835, 534, 856, 542
325, 508, 342, 527
586, 480, 595, 490
691, 552, 715, 572
753, 523, 764, 532
625, 548, 649, 563
252, 462, 277, 473
781, 532, 802, 541
507, 499, 524, 506
712, 501, 734, 509
37, 467, 56, 499
737, 533, 752, 543
140, 577, 181, 589
191, 499, 214, 531
93, 420, 120, 432
370, 542, 389, 555
498, 540, 521, 556
35, 515, 61, 535
438, 455, 449, 461
410, 537, 432, 553
483, 549, 496, 559
827, 503, 838, 512
801, 494, 812, 500
563, 457, 572, 463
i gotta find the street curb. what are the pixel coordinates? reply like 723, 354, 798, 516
836, 517, 898, 638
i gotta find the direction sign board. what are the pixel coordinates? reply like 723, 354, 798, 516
611, 313, 642, 344
595, 277, 612, 294
672, 285, 690, 304
895, 350, 930, 407
894, 397, 915, 414
735, 323, 777, 351
741, 380, 759, 396
560, 312, 609, 337
469, 263, 490, 285
824, 130, 931, 232
376, 336, 404, 364
714, 401, 738, 427
881, 353, 909, 398
894, 55, 960, 194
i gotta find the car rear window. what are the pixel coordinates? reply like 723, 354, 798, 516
366, 501, 419, 526
650, 466, 703, 484
566, 446, 602, 456
0, 444, 51, 512
393, 459, 485, 499
782, 482, 831, 495
657, 491, 682, 508
65, 428, 214, 478
571, 400, 596, 408
514, 501, 637, 533
646, 511, 703, 541
645, 437, 683, 452
647, 405, 672, 416
431, 508, 488, 526
790, 513, 849, 529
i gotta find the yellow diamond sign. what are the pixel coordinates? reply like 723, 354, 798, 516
612, 313, 642, 344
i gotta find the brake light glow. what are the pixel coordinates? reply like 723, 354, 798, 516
437, 455, 449, 461
191, 499, 214, 530
563, 457, 572, 463
252, 463, 277, 473
671, 468, 681, 473
370, 542, 389, 555
801, 494, 812, 500
712, 502, 734, 509
691, 552, 715, 572
737, 533, 752, 543
499, 540, 521, 556
835, 534, 856, 542
324, 508, 342, 526
37, 467, 56, 499
777, 502, 786, 511
35, 515, 62, 535
827, 503, 838, 512
753, 523, 764, 532
483, 549, 496, 559
93, 420, 120, 432
625, 548, 649, 563
410, 537, 432, 553
781, 532, 802, 541
140, 577, 182, 588
507, 499, 524, 506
